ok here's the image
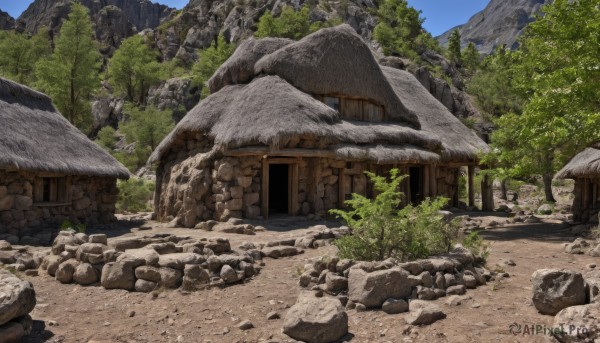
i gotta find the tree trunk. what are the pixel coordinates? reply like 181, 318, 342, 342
499, 179, 507, 200
542, 173, 556, 202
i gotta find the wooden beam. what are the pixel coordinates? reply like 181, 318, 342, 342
338, 167, 345, 209
268, 158, 300, 165
431, 165, 437, 197
261, 158, 269, 220
452, 169, 459, 207
468, 165, 475, 207
289, 163, 299, 215
423, 165, 430, 198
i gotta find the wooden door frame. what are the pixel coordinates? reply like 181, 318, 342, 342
260, 157, 300, 220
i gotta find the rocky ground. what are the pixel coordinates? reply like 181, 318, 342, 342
0, 210, 591, 343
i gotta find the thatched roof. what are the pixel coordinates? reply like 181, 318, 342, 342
254, 25, 419, 128
208, 37, 293, 93
149, 75, 441, 164
382, 67, 488, 161
0, 77, 129, 178
151, 24, 488, 166
556, 144, 600, 179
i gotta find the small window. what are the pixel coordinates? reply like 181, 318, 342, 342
324, 97, 340, 111
34, 177, 71, 204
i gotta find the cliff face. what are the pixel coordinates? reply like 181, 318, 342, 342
16, 0, 174, 53
437, 0, 550, 54
0, 10, 14, 30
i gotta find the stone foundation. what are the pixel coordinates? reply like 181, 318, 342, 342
0, 170, 119, 244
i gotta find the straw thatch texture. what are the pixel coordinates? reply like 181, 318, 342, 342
254, 24, 419, 128
149, 75, 441, 164
0, 77, 129, 178
556, 144, 600, 179
381, 66, 489, 162
331, 144, 441, 164
208, 37, 293, 93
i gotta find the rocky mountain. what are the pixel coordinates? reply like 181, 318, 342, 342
437, 0, 550, 54
15, 0, 174, 54
0, 10, 14, 29
144, 0, 377, 64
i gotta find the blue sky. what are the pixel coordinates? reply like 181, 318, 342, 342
0, 0, 488, 36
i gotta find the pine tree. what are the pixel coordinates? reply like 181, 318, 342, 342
192, 35, 236, 98
108, 35, 161, 105
0, 28, 51, 85
462, 42, 480, 74
447, 29, 462, 64
35, 2, 101, 132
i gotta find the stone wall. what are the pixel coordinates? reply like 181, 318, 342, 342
0, 170, 118, 244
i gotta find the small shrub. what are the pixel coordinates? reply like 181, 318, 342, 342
330, 169, 462, 262
462, 231, 490, 262
117, 178, 155, 213
60, 220, 86, 233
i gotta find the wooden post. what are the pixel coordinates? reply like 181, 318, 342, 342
467, 166, 475, 208
289, 163, 299, 215
481, 174, 494, 211
452, 169, 459, 207
261, 157, 269, 219
594, 180, 598, 209
431, 165, 437, 197
338, 167, 345, 209
423, 165, 430, 199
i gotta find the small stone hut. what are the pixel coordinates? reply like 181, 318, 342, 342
556, 143, 600, 222
148, 25, 490, 227
0, 77, 129, 243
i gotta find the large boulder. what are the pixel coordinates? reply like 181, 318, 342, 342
0, 315, 33, 343
0, 270, 36, 326
283, 292, 348, 343
552, 303, 600, 342
348, 267, 411, 308
531, 269, 586, 315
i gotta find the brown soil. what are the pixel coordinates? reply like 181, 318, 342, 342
16, 213, 597, 343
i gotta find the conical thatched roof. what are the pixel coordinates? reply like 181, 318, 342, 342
150, 24, 488, 166
556, 143, 600, 179
149, 75, 441, 164
382, 67, 488, 161
254, 25, 419, 128
0, 77, 129, 178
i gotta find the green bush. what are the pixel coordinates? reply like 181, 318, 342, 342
60, 220, 86, 233
117, 178, 155, 213
462, 231, 490, 262
330, 168, 462, 261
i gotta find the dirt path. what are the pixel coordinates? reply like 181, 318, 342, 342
17, 217, 597, 343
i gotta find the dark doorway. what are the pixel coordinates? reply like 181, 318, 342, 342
409, 167, 423, 203
269, 164, 289, 214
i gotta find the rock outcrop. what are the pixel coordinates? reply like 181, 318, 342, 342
0, 270, 36, 342
0, 10, 14, 30
16, 0, 174, 54
437, 0, 551, 54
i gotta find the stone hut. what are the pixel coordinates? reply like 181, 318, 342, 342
148, 25, 490, 227
556, 143, 600, 222
0, 77, 129, 243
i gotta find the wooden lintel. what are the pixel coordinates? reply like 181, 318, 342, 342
261, 158, 269, 220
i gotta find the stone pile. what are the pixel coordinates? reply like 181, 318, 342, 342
298, 246, 488, 317
40, 231, 261, 292
531, 268, 600, 342
0, 240, 45, 272
0, 269, 36, 342
564, 237, 600, 256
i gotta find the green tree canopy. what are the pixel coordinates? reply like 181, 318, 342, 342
373, 0, 440, 60
0, 28, 51, 85
481, 0, 600, 201
108, 35, 162, 105
35, 2, 102, 132
255, 5, 342, 40
191, 35, 236, 98
447, 29, 462, 64
461, 42, 480, 74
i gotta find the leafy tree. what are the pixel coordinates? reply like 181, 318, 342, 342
108, 35, 162, 104
330, 169, 463, 261
96, 126, 117, 150
256, 5, 342, 40
0, 28, 51, 85
447, 28, 462, 64
482, 0, 600, 201
117, 178, 155, 213
191, 35, 236, 98
35, 2, 102, 132
373, 0, 440, 60
467, 45, 523, 117
461, 42, 480, 74
119, 104, 174, 171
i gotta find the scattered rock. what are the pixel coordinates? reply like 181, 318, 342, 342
531, 269, 586, 315
552, 303, 600, 342
381, 298, 408, 314
348, 267, 411, 308
237, 320, 253, 330
266, 311, 280, 320
283, 292, 348, 343
405, 300, 446, 325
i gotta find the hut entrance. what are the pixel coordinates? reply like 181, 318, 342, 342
269, 164, 289, 214
409, 167, 423, 203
